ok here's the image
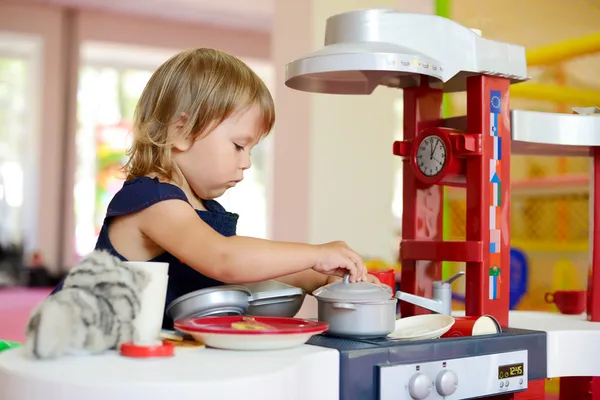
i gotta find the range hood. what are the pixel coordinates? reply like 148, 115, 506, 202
285, 8, 529, 94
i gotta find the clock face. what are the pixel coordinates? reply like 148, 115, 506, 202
416, 135, 447, 177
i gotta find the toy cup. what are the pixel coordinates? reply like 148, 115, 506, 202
369, 269, 396, 291
545, 290, 586, 315
123, 261, 169, 345
441, 315, 501, 338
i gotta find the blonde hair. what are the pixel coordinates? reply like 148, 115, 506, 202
123, 48, 275, 181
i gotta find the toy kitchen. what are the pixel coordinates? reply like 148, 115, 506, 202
284, 7, 600, 400
2, 8, 600, 400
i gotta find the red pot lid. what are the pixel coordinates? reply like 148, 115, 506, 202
174, 316, 328, 336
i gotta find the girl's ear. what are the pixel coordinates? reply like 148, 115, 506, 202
171, 112, 193, 152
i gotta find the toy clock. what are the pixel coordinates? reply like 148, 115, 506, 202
394, 127, 472, 187
413, 132, 449, 180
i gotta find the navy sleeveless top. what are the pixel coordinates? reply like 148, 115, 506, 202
51, 176, 239, 329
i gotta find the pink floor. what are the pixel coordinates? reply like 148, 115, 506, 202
0, 287, 52, 343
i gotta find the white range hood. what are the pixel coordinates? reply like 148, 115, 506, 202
285, 8, 529, 94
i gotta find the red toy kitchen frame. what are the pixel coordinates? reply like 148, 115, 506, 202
393, 74, 546, 399
395, 75, 511, 325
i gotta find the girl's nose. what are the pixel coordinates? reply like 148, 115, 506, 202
240, 153, 252, 170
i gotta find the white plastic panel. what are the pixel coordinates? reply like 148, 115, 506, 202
285, 8, 528, 94
379, 350, 528, 400
511, 110, 600, 157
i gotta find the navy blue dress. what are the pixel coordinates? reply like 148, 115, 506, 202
51, 176, 239, 329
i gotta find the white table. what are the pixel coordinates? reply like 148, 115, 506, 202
509, 310, 600, 378
0, 344, 339, 400
4, 308, 600, 400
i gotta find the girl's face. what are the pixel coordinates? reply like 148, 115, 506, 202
172, 105, 263, 200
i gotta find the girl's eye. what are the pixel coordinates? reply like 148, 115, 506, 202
234, 143, 244, 151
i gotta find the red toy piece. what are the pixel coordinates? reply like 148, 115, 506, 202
120, 341, 175, 358
588, 146, 600, 323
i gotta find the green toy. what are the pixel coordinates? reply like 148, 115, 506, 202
0, 340, 22, 352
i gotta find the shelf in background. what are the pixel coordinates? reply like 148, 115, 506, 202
510, 240, 588, 253
446, 173, 590, 199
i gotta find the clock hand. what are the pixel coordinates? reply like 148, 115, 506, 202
430, 141, 438, 159
429, 141, 434, 159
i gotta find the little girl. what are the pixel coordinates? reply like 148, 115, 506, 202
54, 48, 375, 328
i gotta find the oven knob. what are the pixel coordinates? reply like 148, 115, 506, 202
408, 373, 432, 399
435, 370, 458, 396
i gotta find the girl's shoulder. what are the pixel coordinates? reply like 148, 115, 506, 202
106, 176, 189, 218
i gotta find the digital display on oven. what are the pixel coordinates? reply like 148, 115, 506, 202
498, 363, 524, 379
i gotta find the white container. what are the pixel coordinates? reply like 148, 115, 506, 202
123, 261, 169, 345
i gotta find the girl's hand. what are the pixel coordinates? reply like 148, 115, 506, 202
312, 241, 368, 282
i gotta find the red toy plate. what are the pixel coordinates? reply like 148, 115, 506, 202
174, 316, 328, 336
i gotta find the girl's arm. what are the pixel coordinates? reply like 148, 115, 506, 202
137, 199, 362, 283
274, 270, 328, 293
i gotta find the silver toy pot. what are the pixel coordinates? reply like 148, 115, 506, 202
312, 274, 397, 338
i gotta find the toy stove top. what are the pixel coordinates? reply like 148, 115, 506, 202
307, 327, 547, 400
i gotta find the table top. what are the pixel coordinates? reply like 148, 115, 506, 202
508, 311, 600, 378
4, 309, 600, 400
509, 310, 600, 331
0, 344, 339, 400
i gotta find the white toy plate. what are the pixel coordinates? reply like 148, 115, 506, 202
180, 331, 320, 351
388, 314, 455, 341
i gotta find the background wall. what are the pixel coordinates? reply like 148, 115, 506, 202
0, 1, 271, 271
0, 0, 599, 283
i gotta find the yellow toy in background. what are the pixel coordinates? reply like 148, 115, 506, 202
552, 259, 582, 291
